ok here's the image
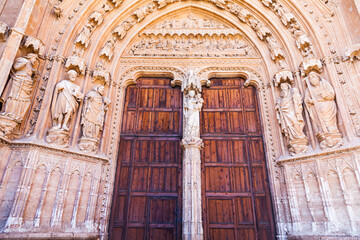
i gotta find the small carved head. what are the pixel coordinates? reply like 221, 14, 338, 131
26, 53, 39, 66
67, 70, 78, 82
188, 90, 196, 98
96, 85, 105, 96
308, 72, 320, 87
280, 83, 291, 98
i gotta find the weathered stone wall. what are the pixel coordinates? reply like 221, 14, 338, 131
0, 0, 360, 239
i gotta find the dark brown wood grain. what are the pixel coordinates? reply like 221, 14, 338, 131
201, 78, 276, 240
109, 78, 182, 240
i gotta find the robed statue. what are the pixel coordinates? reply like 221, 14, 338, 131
78, 85, 110, 153
0, 53, 38, 135
304, 72, 342, 149
184, 89, 203, 139
46, 70, 84, 147
276, 83, 308, 155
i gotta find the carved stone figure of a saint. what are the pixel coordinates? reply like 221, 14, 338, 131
46, 70, 84, 147
0, 53, 38, 136
304, 72, 343, 149
276, 83, 308, 155
184, 90, 203, 139
78, 85, 111, 153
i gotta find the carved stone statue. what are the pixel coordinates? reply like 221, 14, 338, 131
155, 0, 175, 8
304, 72, 343, 149
46, 70, 84, 147
78, 85, 110, 153
184, 90, 203, 139
276, 83, 308, 155
0, 53, 38, 136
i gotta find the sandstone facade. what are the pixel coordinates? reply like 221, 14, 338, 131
0, 0, 360, 239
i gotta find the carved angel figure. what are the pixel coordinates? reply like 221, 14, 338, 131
276, 83, 308, 155
79, 85, 110, 153
50, 70, 84, 131
304, 72, 343, 149
0, 53, 38, 135
184, 90, 203, 139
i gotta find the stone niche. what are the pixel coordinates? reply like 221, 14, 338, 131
123, 12, 260, 58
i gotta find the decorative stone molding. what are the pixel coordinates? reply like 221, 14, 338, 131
0, 21, 9, 41
120, 66, 186, 88
95, 0, 287, 67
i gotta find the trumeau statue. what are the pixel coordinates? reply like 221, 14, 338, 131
184, 89, 203, 139
79, 85, 111, 153
276, 83, 309, 155
304, 72, 343, 150
46, 70, 84, 147
0, 53, 38, 136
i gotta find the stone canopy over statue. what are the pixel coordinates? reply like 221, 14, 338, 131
0, 53, 38, 136
304, 72, 343, 149
78, 85, 111, 153
276, 82, 308, 155
46, 70, 84, 147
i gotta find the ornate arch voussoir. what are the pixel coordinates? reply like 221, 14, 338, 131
119, 66, 186, 88
197, 66, 264, 89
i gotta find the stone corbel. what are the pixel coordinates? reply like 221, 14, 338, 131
120, 66, 185, 89
344, 44, 360, 62
93, 62, 111, 85
22, 35, 45, 56
65, 55, 86, 75
0, 21, 10, 42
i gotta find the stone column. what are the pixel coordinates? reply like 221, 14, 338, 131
181, 70, 204, 240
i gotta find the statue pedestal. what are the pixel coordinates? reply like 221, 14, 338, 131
78, 137, 99, 153
288, 138, 309, 156
0, 114, 19, 136
317, 132, 343, 150
46, 128, 70, 148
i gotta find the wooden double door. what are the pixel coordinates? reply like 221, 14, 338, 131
109, 77, 275, 240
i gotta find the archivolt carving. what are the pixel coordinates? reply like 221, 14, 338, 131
120, 66, 186, 88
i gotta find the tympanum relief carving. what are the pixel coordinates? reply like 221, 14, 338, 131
126, 15, 257, 58
79, 85, 111, 153
0, 54, 39, 136
46, 70, 84, 148
304, 72, 343, 150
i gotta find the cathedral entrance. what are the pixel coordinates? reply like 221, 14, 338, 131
201, 78, 276, 239
109, 78, 183, 240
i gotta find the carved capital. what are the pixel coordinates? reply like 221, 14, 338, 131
181, 138, 204, 149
